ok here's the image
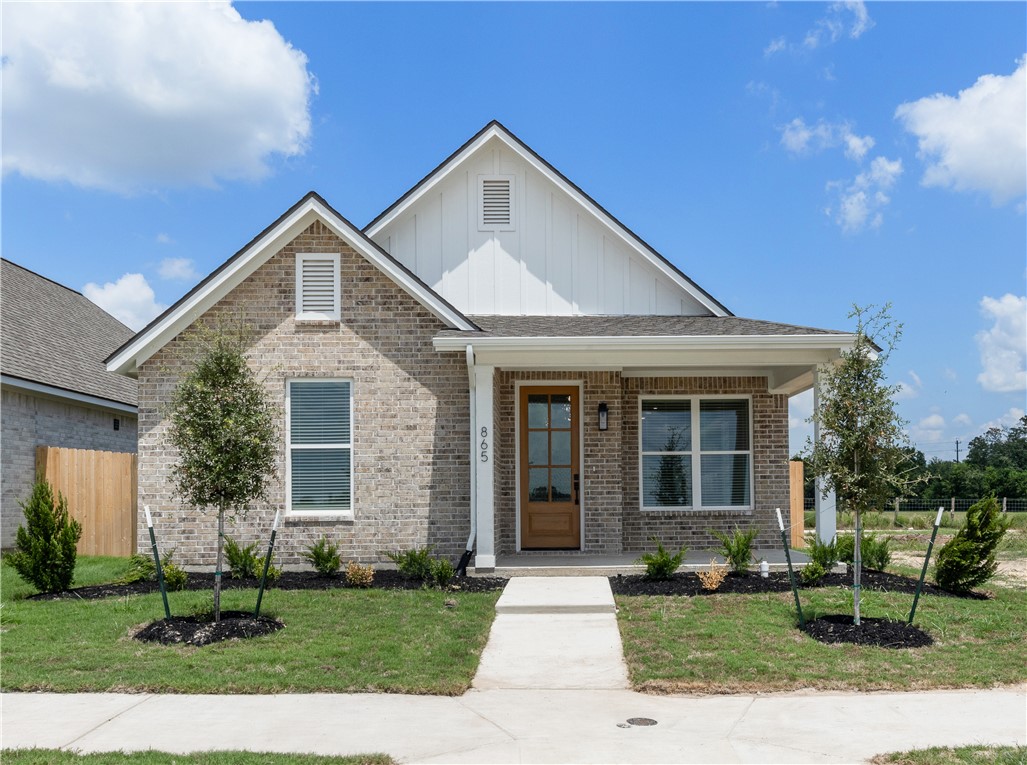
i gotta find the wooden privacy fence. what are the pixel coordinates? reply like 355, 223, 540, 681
35, 446, 137, 557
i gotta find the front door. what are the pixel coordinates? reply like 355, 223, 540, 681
520, 386, 580, 549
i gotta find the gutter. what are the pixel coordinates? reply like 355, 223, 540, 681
455, 344, 476, 577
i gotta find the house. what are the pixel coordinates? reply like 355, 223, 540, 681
107, 121, 846, 570
1, 259, 138, 547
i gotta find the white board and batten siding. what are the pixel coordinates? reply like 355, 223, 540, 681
370, 139, 708, 317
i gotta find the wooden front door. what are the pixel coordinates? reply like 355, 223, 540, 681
520, 386, 580, 549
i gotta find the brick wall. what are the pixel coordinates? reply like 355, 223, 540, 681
136, 221, 470, 567
1, 387, 137, 547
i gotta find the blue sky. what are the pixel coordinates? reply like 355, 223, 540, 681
2, 1, 1025, 459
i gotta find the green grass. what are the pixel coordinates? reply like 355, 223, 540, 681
2, 751, 394, 765
1, 559, 498, 695
0, 555, 134, 601
617, 584, 1027, 694
804, 510, 1027, 532
870, 744, 1027, 765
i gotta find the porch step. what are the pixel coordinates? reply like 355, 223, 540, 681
494, 576, 616, 614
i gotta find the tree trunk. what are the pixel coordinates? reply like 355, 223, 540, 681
214, 509, 224, 622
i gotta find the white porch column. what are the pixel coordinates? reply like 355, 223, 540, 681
473, 364, 496, 570
813, 365, 837, 544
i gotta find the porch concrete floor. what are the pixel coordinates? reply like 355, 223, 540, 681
476, 548, 814, 577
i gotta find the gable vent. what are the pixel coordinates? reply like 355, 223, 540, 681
296, 253, 341, 321
478, 175, 515, 230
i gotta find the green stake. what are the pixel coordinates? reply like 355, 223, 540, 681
909, 507, 944, 625
144, 506, 171, 620
777, 508, 805, 628
254, 510, 281, 619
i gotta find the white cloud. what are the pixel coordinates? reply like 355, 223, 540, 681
909, 370, 923, 388
780, 118, 874, 160
975, 294, 1027, 392
911, 413, 946, 444
83, 273, 166, 331
156, 233, 173, 245
1, 1, 315, 193
158, 257, 199, 282
804, 1, 874, 49
981, 407, 1026, 432
895, 57, 1027, 205
952, 413, 973, 427
894, 370, 922, 401
764, 37, 787, 57
828, 155, 903, 233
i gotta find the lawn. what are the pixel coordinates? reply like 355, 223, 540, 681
617, 584, 1027, 694
2, 752, 394, 765
0, 557, 499, 695
870, 745, 1027, 765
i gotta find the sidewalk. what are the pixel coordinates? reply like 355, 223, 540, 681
3, 687, 1025, 763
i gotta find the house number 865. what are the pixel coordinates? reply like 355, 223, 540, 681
480, 427, 489, 462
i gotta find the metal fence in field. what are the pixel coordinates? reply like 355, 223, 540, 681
802, 497, 1027, 513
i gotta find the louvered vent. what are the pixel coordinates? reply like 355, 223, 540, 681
296, 253, 340, 321
479, 175, 515, 230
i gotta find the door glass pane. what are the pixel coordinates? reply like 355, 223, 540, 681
528, 432, 548, 466
551, 468, 572, 502
641, 400, 691, 452
642, 454, 692, 507
528, 468, 549, 502
701, 454, 750, 506
700, 400, 749, 451
528, 395, 548, 428
550, 394, 572, 429
550, 431, 571, 466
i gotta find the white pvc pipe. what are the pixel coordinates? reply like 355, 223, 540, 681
775, 507, 785, 532
272, 509, 281, 532
934, 507, 944, 527
144, 505, 153, 529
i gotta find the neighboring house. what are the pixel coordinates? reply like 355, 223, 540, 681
108, 121, 848, 570
1, 259, 138, 547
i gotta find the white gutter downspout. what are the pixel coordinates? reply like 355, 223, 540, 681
456, 344, 477, 575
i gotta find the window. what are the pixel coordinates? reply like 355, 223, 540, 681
287, 380, 352, 516
477, 175, 515, 231
295, 253, 340, 321
640, 397, 751, 510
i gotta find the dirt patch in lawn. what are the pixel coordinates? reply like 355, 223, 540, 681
890, 551, 1026, 590
134, 610, 284, 646
802, 615, 933, 649
30, 570, 508, 601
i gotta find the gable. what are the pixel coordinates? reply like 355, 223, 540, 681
366, 123, 729, 318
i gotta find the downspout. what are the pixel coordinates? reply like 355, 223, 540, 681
455, 344, 476, 576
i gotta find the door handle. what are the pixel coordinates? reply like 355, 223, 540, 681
574, 473, 580, 505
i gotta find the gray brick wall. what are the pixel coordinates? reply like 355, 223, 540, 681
136, 221, 471, 567
1, 387, 137, 546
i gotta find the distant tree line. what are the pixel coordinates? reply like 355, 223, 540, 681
800, 415, 1027, 501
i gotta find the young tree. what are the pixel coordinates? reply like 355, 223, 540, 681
803, 304, 924, 624
166, 328, 278, 621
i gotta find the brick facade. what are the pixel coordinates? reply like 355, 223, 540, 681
1, 388, 137, 546
136, 221, 471, 567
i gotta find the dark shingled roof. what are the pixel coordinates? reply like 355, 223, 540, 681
437, 315, 848, 339
1, 259, 137, 407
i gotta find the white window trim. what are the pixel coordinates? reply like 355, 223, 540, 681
477, 174, 516, 232
638, 394, 754, 513
285, 378, 354, 519
295, 252, 341, 322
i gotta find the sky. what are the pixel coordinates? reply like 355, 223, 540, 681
2, 1, 1025, 461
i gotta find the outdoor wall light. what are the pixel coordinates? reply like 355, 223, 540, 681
598, 402, 609, 431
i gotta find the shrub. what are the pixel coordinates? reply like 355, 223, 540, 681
119, 550, 189, 591
344, 561, 374, 588
637, 538, 686, 581
161, 554, 189, 592
935, 497, 1009, 594
805, 536, 839, 570
386, 546, 434, 580
224, 537, 260, 579
711, 526, 758, 573
303, 536, 341, 575
8, 479, 83, 593
799, 560, 826, 586
910, 514, 933, 530
697, 559, 727, 591
836, 533, 891, 570
430, 557, 456, 588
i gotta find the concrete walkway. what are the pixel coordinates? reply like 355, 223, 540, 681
3, 687, 1024, 763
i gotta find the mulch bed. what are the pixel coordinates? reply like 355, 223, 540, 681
801, 615, 934, 649
134, 610, 284, 647
29, 569, 509, 601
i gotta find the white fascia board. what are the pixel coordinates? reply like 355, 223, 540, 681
365, 125, 727, 317
1, 375, 137, 414
108, 198, 474, 376
434, 333, 857, 353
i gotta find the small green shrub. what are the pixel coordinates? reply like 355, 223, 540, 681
386, 546, 435, 580
303, 536, 341, 575
8, 479, 83, 593
429, 557, 455, 588
836, 533, 891, 570
118, 550, 189, 590
637, 538, 686, 581
935, 497, 1009, 594
711, 526, 758, 573
224, 537, 261, 579
344, 561, 374, 588
799, 560, 826, 586
161, 555, 189, 591
805, 536, 839, 570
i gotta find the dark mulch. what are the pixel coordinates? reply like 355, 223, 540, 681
29, 569, 509, 601
134, 610, 284, 647
802, 615, 934, 649
608, 567, 987, 599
